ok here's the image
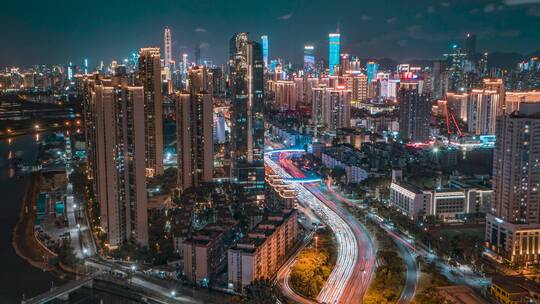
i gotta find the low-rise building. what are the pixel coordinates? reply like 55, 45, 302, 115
265, 174, 297, 210
490, 276, 540, 304
227, 210, 299, 292
183, 226, 226, 285
389, 180, 492, 221
321, 145, 368, 183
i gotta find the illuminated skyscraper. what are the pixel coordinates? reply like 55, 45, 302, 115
486, 103, 540, 266
261, 35, 269, 68
176, 66, 214, 192
164, 27, 172, 68
138, 48, 164, 176
84, 58, 89, 75
229, 32, 265, 200
328, 33, 340, 76
85, 79, 148, 246
303, 45, 315, 74
398, 81, 430, 142
339, 53, 350, 75
366, 61, 379, 84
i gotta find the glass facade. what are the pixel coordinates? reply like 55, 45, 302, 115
328, 33, 340, 76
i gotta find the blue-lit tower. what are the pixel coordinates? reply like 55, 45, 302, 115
328, 33, 340, 76
366, 61, 379, 83
261, 35, 269, 68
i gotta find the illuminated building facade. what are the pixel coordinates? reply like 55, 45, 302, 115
229, 32, 265, 201
303, 45, 315, 74
486, 103, 540, 266
328, 33, 340, 76
164, 27, 172, 69
176, 67, 214, 192
398, 81, 430, 142
366, 61, 379, 84
138, 48, 164, 176
261, 35, 269, 69
86, 79, 148, 247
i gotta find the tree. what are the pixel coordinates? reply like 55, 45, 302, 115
243, 279, 281, 304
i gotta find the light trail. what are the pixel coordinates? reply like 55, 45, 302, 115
265, 155, 358, 303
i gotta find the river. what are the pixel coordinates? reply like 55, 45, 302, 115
0, 135, 140, 304
0, 134, 60, 303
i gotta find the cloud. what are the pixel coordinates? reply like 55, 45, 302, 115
484, 3, 497, 12
386, 17, 397, 23
278, 12, 293, 20
361, 15, 372, 21
440, 2, 450, 7
194, 27, 207, 33
199, 42, 210, 49
427, 6, 435, 13
469, 8, 480, 14
397, 39, 408, 47
504, 0, 540, 5
415, 12, 424, 19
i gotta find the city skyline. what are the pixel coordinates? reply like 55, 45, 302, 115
3, 0, 540, 67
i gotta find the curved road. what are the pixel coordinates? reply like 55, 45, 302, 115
267, 152, 376, 304
325, 180, 419, 304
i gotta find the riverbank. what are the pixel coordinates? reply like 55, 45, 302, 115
12, 172, 74, 280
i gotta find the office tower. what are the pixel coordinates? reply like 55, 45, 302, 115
486, 103, 540, 266
398, 81, 431, 142
366, 61, 379, 84
328, 33, 340, 76
303, 45, 315, 74
164, 27, 172, 68
210, 67, 226, 97
229, 32, 265, 200
88, 79, 148, 246
261, 35, 269, 68
138, 48, 164, 176
195, 44, 202, 66
465, 33, 476, 58
67, 62, 73, 81
176, 67, 214, 192
339, 53, 350, 75
274, 80, 298, 110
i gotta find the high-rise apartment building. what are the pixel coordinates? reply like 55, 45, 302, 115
86, 78, 148, 246
398, 81, 431, 142
312, 86, 351, 130
328, 33, 340, 76
274, 80, 297, 110
486, 103, 540, 266
176, 67, 214, 192
138, 48, 164, 177
229, 32, 265, 200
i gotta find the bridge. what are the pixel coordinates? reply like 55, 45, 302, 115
265, 148, 322, 184
22, 272, 103, 304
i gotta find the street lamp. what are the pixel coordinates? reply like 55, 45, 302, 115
170, 290, 176, 297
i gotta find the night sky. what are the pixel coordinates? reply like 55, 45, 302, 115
2, 0, 540, 67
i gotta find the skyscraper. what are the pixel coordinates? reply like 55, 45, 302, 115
229, 32, 265, 200
339, 53, 350, 75
303, 45, 315, 74
176, 66, 214, 192
138, 48, 164, 176
164, 27, 172, 68
486, 103, 540, 266
86, 78, 148, 246
328, 33, 340, 76
366, 61, 379, 84
398, 81, 431, 142
465, 33, 477, 58
261, 35, 269, 68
